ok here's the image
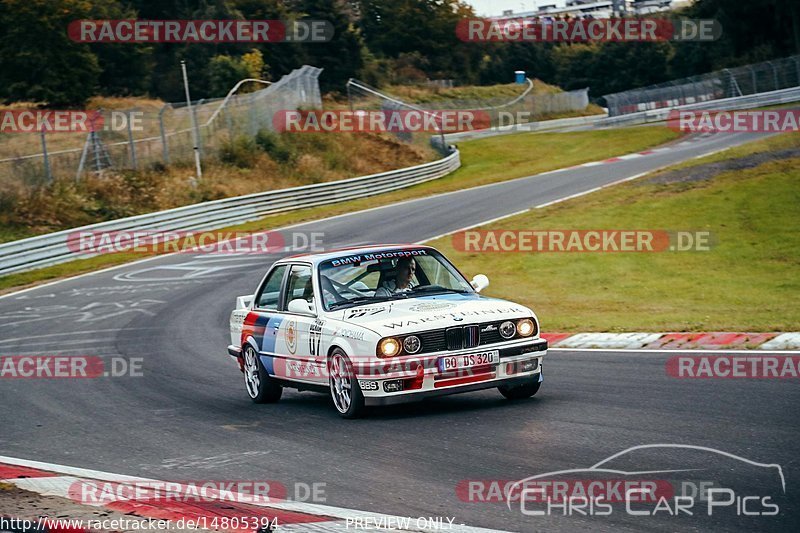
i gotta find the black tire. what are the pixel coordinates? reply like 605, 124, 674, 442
499, 379, 541, 400
328, 349, 365, 419
243, 344, 282, 403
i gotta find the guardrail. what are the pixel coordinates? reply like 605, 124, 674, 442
596, 85, 800, 127
443, 113, 608, 142
603, 55, 800, 117
0, 148, 460, 276
444, 85, 800, 141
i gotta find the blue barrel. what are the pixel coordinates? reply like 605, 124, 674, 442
514, 70, 526, 84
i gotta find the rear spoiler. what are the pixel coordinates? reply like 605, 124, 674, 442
236, 295, 254, 310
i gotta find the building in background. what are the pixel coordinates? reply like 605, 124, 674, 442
496, 0, 687, 20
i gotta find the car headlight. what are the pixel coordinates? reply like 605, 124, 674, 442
403, 335, 421, 354
378, 338, 401, 358
517, 318, 536, 337
499, 320, 516, 339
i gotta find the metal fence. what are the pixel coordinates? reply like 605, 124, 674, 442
0, 147, 460, 276
346, 79, 452, 153
346, 78, 590, 152
411, 83, 589, 119
603, 55, 800, 116
0, 65, 322, 186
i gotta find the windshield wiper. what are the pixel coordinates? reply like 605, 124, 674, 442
328, 296, 390, 310
411, 285, 469, 294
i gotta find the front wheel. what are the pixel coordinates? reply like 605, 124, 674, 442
499, 379, 541, 400
328, 349, 365, 419
243, 345, 282, 403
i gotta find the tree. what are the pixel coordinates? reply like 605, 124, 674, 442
353, 0, 482, 84
673, 0, 799, 69
208, 55, 251, 95
0, 0, 100, 106
89, 0, 152, 97
242, 49, 267, 79
300, 0, 365, 92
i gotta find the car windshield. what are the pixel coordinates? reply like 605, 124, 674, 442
318, 248, 473, 311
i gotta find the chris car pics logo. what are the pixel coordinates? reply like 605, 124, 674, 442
503, 444, 785, 519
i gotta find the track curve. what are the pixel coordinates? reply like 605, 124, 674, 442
2, 130, 797, 531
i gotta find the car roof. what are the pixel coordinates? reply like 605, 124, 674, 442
278, 244, 438, 266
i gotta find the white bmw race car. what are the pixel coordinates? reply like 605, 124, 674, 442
227, 245, 547, 418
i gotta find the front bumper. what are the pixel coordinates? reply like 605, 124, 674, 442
358, 338, 547, 406
365, 371, 543, 406
227, 345, 242, 359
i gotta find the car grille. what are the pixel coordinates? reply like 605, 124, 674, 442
418, 330, 448, 352
444, 325, 479, 350
445, 327, 462, 350
412, 321, 511, 354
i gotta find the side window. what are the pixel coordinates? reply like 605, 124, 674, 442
285, 265, 314, 307
256, 265, 288, 310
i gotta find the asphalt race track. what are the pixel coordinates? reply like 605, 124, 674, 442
1, 130, 798, 531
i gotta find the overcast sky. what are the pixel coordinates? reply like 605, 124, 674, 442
466, 0, 567, 17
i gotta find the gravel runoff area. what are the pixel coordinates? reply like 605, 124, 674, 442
1, 483, 134, 532
643, 146, 800, 185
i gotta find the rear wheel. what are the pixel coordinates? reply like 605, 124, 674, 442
243, 344, 282, 403
329, 349, 365, 419
499, 379, 541, 400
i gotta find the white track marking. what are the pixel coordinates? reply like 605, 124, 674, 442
759, 333, 800, 350
0, 328, 159, 344
0, 456, 506, 533
556, 332, 663, 349
416, 135, 748, 245
419, 209, 531, 244
550, 348, 800, 354
0, 348, 118, 356
421, 169, 656, 241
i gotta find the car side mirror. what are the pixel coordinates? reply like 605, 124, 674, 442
287, 298, 315, 315
471, 274, 489, 293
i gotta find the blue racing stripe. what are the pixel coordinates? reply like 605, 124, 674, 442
252, 314, 271, 352
261, 354, 275, 375
262, 316, 284, 353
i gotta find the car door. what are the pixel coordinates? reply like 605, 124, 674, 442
275, 263, 327, 385
244, 264, 289, 376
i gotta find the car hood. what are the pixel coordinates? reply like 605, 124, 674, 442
333, 293, 533, 337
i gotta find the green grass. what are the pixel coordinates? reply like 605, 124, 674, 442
449, 127, 677, 190
0, 126, 679, 294
429, 133, 800, 332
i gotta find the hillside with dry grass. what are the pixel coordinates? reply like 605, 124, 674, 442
0, 107, 434, 242
0, 80, 601, 243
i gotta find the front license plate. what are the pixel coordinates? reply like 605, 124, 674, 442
438, 350, 499, 372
